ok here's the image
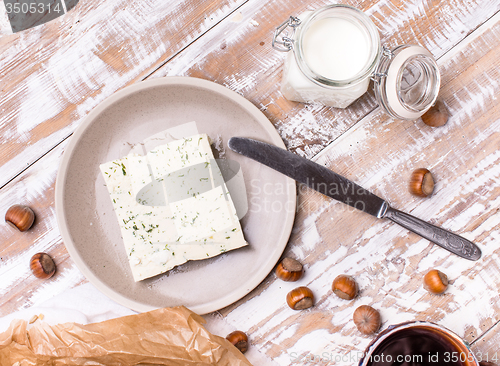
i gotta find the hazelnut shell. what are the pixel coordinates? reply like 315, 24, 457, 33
353, 305, 381, 335
30, 253, 56, 279
423, 269, 448, 294
332, 275, 358, 300
276, 257, 304, 282
409, 168, 435, 197
286, 286, 314, 310
5, 204, 35, 232
226, 330, 248, 353
421, 99, 449, 127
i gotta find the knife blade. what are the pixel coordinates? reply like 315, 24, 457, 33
228, 137, 481, 261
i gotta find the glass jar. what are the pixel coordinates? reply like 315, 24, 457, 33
273, 4, 441, 120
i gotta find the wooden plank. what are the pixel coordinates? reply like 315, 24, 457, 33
0, 0, 499, 363
149, 0, 500, 158
0, 0, 249, 188
204, 8, 500, 363
0, 140, 87, 317
471, 321, 500, 362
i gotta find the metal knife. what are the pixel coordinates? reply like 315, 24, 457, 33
228, 137, 481, 261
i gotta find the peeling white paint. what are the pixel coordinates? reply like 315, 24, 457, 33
1, 1, 500, 364
0, 0, 247, 188
0, 3, 11, 36
217, 13, 500, 364
0, 141, 86, 310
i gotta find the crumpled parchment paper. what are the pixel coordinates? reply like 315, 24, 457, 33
0, 306, 252, 366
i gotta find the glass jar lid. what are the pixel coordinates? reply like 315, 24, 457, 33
373, 45, 441, 120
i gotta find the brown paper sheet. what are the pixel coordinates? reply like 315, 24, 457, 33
0, 306, 253, 366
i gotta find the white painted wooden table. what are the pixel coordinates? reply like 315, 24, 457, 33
1, 0, 499, 364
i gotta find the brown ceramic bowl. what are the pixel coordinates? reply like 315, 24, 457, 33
359, 321, 479, 366
55, 77, 296, 314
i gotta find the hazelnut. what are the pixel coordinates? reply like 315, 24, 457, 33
286, 286, 314, 310
30, 253, 56, 279
353, 305, 381, 335
423, 269, 448, 294
226, 330, 248, 353
5, 204, 35, 232
421, 99, 449, 127
29, 315, 39, 324
332, 275, 358, 300
276, 257, 304, 282
409, 168, 434, 197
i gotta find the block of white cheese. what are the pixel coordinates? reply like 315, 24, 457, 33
99, 134, 247, 281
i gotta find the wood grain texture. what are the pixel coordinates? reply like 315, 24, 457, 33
471, 321, 500, 362
0, 0, 250, 316
151, 0, 500, 157
0, 0, 249, 188
0, 0, 499, 364
0, 140, 86, 317
204, 7, 500, 364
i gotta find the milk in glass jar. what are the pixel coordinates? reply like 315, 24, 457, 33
272, 4, 441, 120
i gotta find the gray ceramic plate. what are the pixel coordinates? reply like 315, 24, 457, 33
55, 77, 296, 314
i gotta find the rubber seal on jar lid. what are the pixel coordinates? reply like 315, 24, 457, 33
373, 45, 441, 120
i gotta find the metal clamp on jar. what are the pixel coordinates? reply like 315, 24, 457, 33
272, 4, 441, 120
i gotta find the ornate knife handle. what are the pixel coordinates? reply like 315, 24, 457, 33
383, 206, 481, 260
